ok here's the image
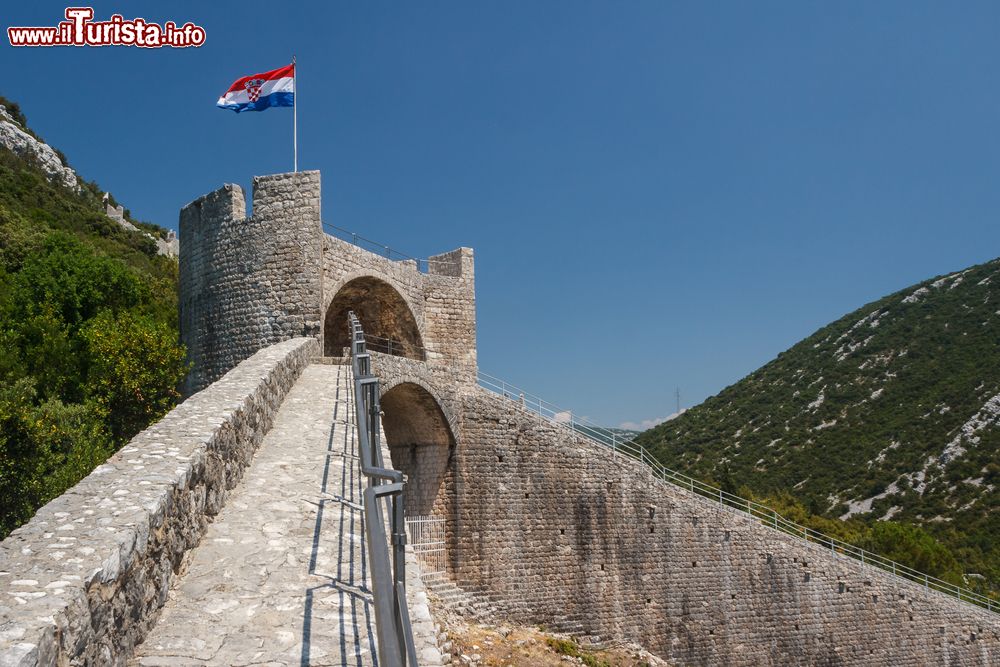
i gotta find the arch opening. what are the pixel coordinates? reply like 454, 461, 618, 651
380, 382, 455, 518
323, 277, 424, 359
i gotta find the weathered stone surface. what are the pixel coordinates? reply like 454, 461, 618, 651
134, 363, 377, 665
178, 171, 477, 395
179, 172, 324, 394
321, 237, 477, 377
0, 337, 317, 666
0, 105, 78, 190
132, 362, 444, 666
413, 385, 1000, 666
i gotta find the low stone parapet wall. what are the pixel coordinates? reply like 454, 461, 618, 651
0, 337, 318, 666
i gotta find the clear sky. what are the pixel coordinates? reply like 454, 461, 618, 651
4, 2, 1000, 429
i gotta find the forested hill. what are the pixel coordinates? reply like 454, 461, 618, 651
0, 96, 187, 537
637, 257, 1000, 591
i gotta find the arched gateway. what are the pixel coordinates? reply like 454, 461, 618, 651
381, 381, 456, 517
323, 276, 425, 359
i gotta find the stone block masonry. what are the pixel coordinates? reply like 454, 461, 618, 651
0, 337, 317, 666
155, 167, 1000, 664
321, 236, 477, 377
435, 386, 1000, 666
179, 172, 323, 394
180, 169, 476, 395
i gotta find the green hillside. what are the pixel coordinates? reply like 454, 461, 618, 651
637, 257, 1000, 593
0, 96, 186, 537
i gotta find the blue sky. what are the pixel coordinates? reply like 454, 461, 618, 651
4, 2, 1000, 429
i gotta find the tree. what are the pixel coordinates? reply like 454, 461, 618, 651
82, 310, 187, 443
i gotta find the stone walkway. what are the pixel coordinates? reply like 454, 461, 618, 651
134, 363, 431, 666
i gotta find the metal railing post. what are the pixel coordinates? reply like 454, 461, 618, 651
347, 311, 416, 666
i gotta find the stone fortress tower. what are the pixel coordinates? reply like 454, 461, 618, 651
179, 170, 476, 395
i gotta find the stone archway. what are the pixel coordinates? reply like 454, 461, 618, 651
380, 382, 455, 518
323, 276, 424, 359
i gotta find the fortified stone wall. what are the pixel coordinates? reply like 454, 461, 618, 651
0, 338, 318, 666
179, 172, 323, 394
390, 381, 1000, 666
180, 170, 475, 394
322, 236, 476, 378
371, 352, 462, 521
168, 168, 1000, 664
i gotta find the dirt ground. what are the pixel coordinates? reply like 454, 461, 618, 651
438, 614, 671, 667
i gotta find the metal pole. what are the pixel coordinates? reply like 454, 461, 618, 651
292, 55, 297, 172
392, 496, 407, 663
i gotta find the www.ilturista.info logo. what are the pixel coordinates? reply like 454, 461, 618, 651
7, 7, 206, 48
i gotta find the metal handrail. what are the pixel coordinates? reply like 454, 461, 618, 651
348, 312, 418, 666
477, 371, 999, 616
361, 333, 428, 361
324, 222, 451, 274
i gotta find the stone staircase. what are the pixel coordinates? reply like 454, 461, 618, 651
423, 576, 594, 640
425, 578, 503, 621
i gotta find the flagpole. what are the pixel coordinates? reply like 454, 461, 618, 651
292, 55, 297, 173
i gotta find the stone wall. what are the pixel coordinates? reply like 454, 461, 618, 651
168, 167, 1000, 663
180, 170, 476, 394
179, 172, 323, 394
105, 203, 179, 258
371, 352, 461, 523
0, 338, 318, 667
426, 386, 1000, 666
322, 237, 477, 379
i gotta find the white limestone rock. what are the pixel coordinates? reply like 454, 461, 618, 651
0, 105, 78, 191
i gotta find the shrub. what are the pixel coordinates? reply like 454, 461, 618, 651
82, 310, 187, 443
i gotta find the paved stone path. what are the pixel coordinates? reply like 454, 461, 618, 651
134, 363, 388, 666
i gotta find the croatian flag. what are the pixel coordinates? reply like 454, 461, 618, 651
217, 63, 294, 113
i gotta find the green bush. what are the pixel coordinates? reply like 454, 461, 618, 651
859, 521, 963, 584
82, 310, 187, 442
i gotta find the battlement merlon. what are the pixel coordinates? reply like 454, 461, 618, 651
428, 247, 474, 279
179, 183, 246, 231
252, 170, 321, 224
